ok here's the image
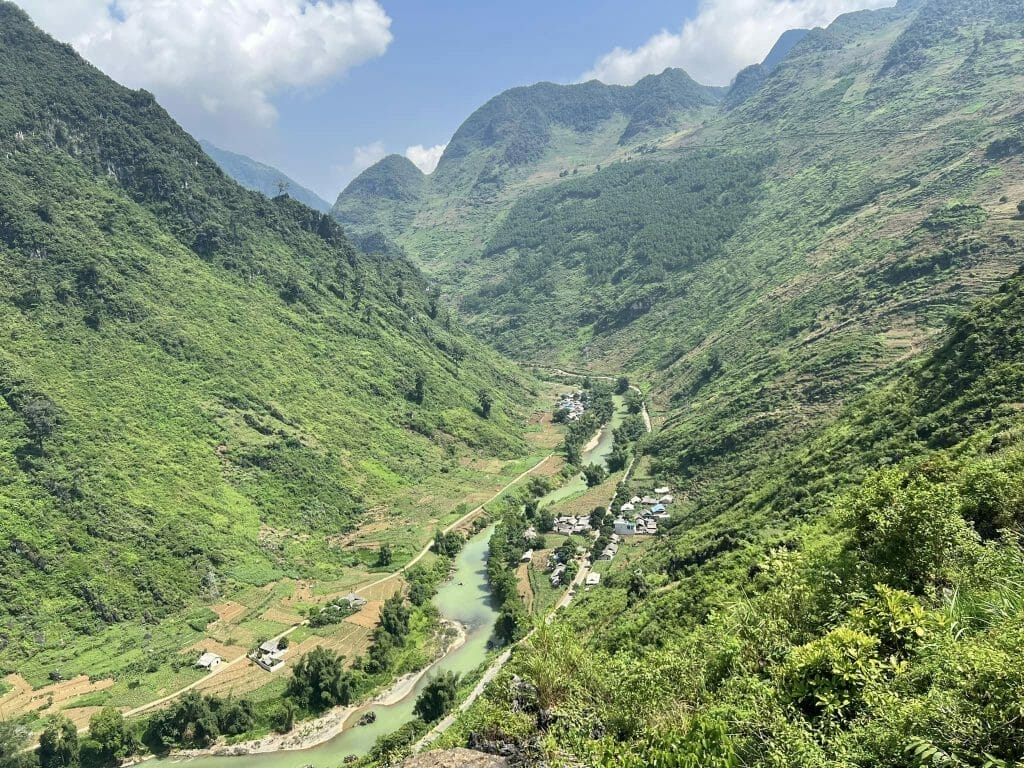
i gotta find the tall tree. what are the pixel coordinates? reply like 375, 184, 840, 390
413, 672, 460, 722
39, 716, 79, 768
286, 647, 353, 711
478, 389, 494, 418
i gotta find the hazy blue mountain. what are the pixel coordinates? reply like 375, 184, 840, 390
200, 139, 331, 213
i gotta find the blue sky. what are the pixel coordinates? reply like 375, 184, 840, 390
270, 0, 700, 198
19, 0, 891, 201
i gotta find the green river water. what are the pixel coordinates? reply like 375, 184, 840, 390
167, 396, 625, 766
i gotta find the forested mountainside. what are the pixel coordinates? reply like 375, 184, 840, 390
337, 0, 1024, 763
332, 68, 722, 278
443, 270, 1024, 766
336, 0, 1024, 573
0, 3, 533, 661
199, 140, 332, 213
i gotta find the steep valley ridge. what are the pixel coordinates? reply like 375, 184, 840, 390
2, 0, 1024, 766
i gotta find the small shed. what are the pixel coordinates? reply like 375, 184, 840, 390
196, 652, 222, 671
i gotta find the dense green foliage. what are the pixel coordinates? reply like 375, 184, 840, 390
460, 151, 772, 355
440, 263, 1024, 764
286, 647, 355, 711
0, 1, 534, 667
0, 722, 34, 768
142, 691, 260, 751
38, 718, 77, 768
413, 672, 460, 722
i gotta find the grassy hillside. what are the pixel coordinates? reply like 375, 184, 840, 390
437, 264, 1024, 768
0, 2, 534, 667
346, 0, 1023, 537
333, 0, 1024, 763
331, 69, 723, 282
199, 140, 331, 213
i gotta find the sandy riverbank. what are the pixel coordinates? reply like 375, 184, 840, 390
163, 621, 468, 761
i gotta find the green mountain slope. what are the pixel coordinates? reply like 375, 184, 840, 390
349, 0, 1023, 545
331, 68, 723, 279
447, 268, 1024, 767
340, 1, 1024, 762
0, 2, 533, 663
199, 139, 332, 213
724, 27, 809, 109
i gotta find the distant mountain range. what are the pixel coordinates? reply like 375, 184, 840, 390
200, 139, 332, 213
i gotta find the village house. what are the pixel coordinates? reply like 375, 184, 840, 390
344, 592, 368, 609
550, 563, 567, 586
599, 542, 619, 560
523, 526, 537, 540
585, 572, 601, 586
637, 518, 658, 534
554, 515, 592, 535
521, 549, 534, 563
619, 502, 635, 513
654, 487, 671, 496
195, 652, 222, 671
614, 517, 637, 536
251, 639, 287, 672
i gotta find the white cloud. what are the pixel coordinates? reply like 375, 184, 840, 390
350, 141, 388, 174
582, 0, 893, 87
17, 0, 393, 127
405, 143, 447, 174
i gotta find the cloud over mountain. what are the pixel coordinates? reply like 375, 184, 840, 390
582, 0, 893, 86
17, 0, 393, 126
405, 143, 447, 174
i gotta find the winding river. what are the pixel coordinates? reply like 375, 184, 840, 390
170, 396, 625, 766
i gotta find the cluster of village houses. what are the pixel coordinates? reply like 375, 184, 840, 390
601, 487, 673, 561
554, 391, 588, 421
519, 487, 674, 589
615, 487, 673, 535
195, 593, 367, 673
552, 515, 592, 535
